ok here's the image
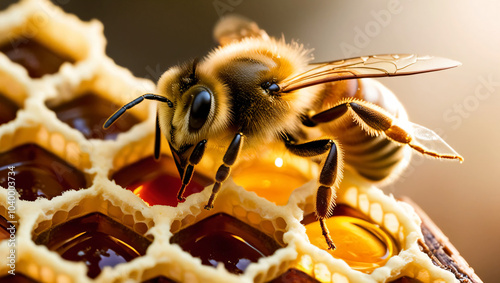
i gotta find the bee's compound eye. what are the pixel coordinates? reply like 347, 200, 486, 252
189, 88, 212, 131
261, 82, 280, 93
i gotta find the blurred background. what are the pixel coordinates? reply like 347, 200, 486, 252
2, 0, 499, 281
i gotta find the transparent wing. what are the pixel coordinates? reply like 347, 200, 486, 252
408, 122, 463, 162
279, 54, 460, 93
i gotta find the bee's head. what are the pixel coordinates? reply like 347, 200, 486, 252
156, 59, 231, 171
156, 38, 315, 174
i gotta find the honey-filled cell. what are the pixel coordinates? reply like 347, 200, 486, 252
48, 93, 141, 140
303, 205, 398, 273
0, 38, 75, 78
112, 155, 212, 207
34, 212, 152, 279
170, 213, 282, 275
0, 143, 87, 201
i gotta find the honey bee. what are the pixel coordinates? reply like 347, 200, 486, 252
104, 15, 462, 250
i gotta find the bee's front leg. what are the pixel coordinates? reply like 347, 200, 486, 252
284, 136, 343, 250
154, 110, 161, 160
204, 133, 244, 210
177, 140, 208, 201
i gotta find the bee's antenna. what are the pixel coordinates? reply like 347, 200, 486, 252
191, 58, 200, 79
103, 94, 173, 129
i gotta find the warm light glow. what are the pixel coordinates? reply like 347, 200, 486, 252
133, 185, 144, 196
274, 157, 283, 168
132, 185, 150, 206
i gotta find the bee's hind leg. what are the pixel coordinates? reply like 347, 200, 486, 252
284, 135, 343, 250
204, 132, 244, 210
307, 100, 463, 162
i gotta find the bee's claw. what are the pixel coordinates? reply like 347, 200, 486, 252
319, 218, 336, 250
204, 204, 214, 210
177, 193, 186, 202
326, 239, 336, 250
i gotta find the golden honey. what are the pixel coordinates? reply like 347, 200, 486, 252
232, 152, 317, 205
305, 215, 398, 273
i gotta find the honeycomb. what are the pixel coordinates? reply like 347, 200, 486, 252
0, 1, 468, 282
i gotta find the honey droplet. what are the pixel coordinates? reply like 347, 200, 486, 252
304, 206, 398, 273
0, 38, 75, 78
112, 155, 212, 206
170, 213, 282, 274
35, 213, 152, 279
48, 93, 140, 140
0, 94, 19, 126
0, 144, 87, 201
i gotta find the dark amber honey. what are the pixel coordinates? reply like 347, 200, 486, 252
35, 212, 152, 279
0, 38, 75, 78
0, 143, 87, 201
170, 213, 282, 274
303, 205, 398, 273
48, 93, 141, 140
0, 94, 19, 126
112, 155, 212, 207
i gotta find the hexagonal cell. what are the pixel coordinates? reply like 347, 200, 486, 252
288, 173, 430, 281
170, 212, 282, 275
0, 273, 40, 283
47, 92, 141, 140
166, 185, 296, 281
0, 0, 100, 79
0, 143, 88, 201
0, 37, 75, 78
34, 212, 152, 279
112, 155, 212, 206
268, 268, 320, 283
29, 185, 156, 280
232, 150, 318, 205
44, 57, 155, 141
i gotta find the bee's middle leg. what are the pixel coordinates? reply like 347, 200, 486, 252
204, 132, 244, 210
284, 136, 343, 250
